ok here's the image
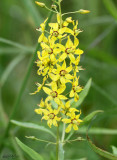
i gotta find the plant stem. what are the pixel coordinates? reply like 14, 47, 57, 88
61, 123, 66, 143
0, 11, 54, 153
56, 125, 59, 160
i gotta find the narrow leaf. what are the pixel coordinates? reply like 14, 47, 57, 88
82, 110, 104, 124
71, 78, 92, 108
11, 120, 56, 138
15, 137, 43, 160
1, 55, 25, 87
87, 135, 117, 160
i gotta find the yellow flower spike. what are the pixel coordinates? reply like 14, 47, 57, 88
62, 112, 83, 133
35, 1, 46, 8
79, 9, 90, 14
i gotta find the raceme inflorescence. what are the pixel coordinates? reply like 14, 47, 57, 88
31, 0, 90, 133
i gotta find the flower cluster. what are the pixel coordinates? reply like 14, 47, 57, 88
32, 12, 84, 133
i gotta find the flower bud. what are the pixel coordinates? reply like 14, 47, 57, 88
79, 9, 90, 14
35, 1, 46, 8
51, 5, 57, 10
66, 17, 73, 23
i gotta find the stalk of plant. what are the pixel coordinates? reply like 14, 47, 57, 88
32, 0, 90, 159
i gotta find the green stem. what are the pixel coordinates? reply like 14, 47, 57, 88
62, 11, 80, 16
0, 11, 54, 152
61, 123, 65, 143
56, 125, 59, 160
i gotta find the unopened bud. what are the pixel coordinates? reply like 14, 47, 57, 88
66, 17, 73, 23
35, 1, 45, 8
51, 5, 57, 10
79, 9, 90, 14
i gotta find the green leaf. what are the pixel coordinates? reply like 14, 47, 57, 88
71, 78, 92, 108
15, 137, 43, 160
78, 127, 117, 135
82, 110, 104, 124
87, 135, 117, 160
11, 120, 56, 138
111, 146, 117, 156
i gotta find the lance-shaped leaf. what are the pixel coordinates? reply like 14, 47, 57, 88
71, 78, 92, 108
15, 137, 43, 160
87, 135, 117, 160
11, 120, 56, 138
82, 110, 104, 125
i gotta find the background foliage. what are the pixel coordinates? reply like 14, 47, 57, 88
0, 0, 117, 159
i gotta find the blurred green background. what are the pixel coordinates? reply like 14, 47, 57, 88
0, 0, 117, 159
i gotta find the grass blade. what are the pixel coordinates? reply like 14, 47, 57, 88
11, 120, 56, 138
1, 55, 25, 87
87, 135, 117, 160
103, 0, 117, 20
71, 78, 92, 108
15, 137, 43, 160
0, 37, 33, 51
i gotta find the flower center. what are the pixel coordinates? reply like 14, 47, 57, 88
60, 70, 67, 76
65, 48, 74, 54
52, 31, 59, 37
49, 113, 55, 119
72, 119, 78, 125
51, 91, 58, 98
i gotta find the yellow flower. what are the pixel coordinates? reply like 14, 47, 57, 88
59, 36, 83, 62
49, 60, 73, 84
62, 112, 82, 133
41, 37, 62, 61
30, 76, 47, 95
43, 82, 67, 104
69, 77, 83, 101
66, 20, 83, 37
41, 106, 61, 128
49, 14, 67, 39
36, 51, 57, 76
61, 101, 79, 116
38, 18, 48, 43
35, 99, 51, 115
35, 1, 46, 8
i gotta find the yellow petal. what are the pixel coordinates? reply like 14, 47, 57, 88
69, 53, 75, 62
74, 37, 79, 48
65, 74, 73, 79
62, 118, 71, 123
74, 93, 79, 102
65, 124, 72, 133
69, 90, 74, 97
59, 95, 68, 100
60, 76, 66, 84
75, 49, 84, 55
43, 87, 51, 95
66, 36, 73, 48
73, 124, 78, 130
59, 53, 67, 62
49, 73, 59, 81
51, 82, 57, 91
